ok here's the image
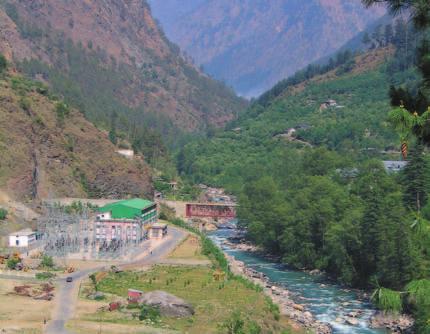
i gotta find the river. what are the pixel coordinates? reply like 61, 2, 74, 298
209, 227, 387, 334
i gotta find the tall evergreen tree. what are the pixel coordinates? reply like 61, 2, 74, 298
402, 142, 430, 211
384, 24, 394, 45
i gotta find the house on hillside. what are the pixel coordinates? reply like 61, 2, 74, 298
319, 99, 338, 111
94, 198, 158, 243
383, 161, 408, 173
116, 149, 134, 159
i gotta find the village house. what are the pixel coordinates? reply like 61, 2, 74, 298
383, 161, 408, 173
116, 149, 134, 159
128, 289, 144, 303
95, 198, 158, 243
319, 99, 338, 110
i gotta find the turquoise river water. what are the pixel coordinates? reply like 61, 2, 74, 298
209, 228, 387, 334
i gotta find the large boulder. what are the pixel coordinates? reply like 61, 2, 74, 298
140, 291, 194, 317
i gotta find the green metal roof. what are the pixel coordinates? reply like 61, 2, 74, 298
99, 198, 155, 219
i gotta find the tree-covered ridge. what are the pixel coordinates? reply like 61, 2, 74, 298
179, 50, 409, 190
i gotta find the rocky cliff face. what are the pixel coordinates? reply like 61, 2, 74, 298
0, 0, 245, 132
149, 0, 385, 97
0, 72, 152, 201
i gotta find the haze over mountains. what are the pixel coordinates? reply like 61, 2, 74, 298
149, 0, 386, 97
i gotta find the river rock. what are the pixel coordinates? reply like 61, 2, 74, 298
304, 311, 313, 320
314, 322, 333, 334
346, 317, 359, 326
347, 311, 359, 318
293, 304, 305, 311
309, 269, 322, 275
139, 290, 194, 317
370, 311, 414, 332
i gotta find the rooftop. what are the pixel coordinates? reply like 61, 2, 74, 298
100, 198, 154, 211
10, 228, 35, 237
151, 223, 167, 228
99, 198, 156, 220
383, 160, 408, 172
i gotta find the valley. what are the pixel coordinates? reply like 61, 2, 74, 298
149, 0, 386, 97
0, 0, 429, 333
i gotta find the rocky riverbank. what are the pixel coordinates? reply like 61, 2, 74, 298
370, 312, 414, 333
224, 241, 415, 334
226, 254, 332, 334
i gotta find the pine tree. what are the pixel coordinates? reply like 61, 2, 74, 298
358, 188, 382, 284
109, 111, 118, 145
384, 24, 394, 45
362, 32, 371, 46
402, 142, 430, 211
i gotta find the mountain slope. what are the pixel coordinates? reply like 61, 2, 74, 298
149, 0, 385, 97
0, 0, 246, 140
178, 45, 412, 190
0, 71, 152, 201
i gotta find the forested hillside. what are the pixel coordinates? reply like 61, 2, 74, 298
179, 16, 430, 332
0, 0, 246, 151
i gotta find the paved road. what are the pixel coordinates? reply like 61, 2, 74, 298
45, 225, 187, 334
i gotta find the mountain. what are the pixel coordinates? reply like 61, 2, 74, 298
148, 0, 386, 97
0, 70, 152, 201
0, 0, 246, 144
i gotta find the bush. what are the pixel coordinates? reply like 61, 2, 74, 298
36, 272, 56, 280
89, 273, 98, 291
0, 208, 8, 220
219, 311, 245, 334
139, 304, 160, 322
55, 101, 70, 123
0, 54, 7, 73
40, 255, 54, 268
6, 258, 19, 270
371, 287, 403, 313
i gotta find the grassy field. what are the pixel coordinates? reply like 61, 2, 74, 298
92, 265, 297, 334
167, 234, 207, 261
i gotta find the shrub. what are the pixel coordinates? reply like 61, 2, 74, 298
0, 208, 8, 220
371, 287, 402, 313
36, 272, 56, 280
89, 273, 98, 291
139, 304, 160, 322
0, 54, 7, 73
40, 255, 54, 268
19, 97, 31, 111
219, 311, 245, 334
55, 101, 70, 123
6, 258, 19, 270
248, 321, 262, 334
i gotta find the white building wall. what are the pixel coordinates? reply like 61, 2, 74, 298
96, 211, 112, 220
8, 234, 35, 247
